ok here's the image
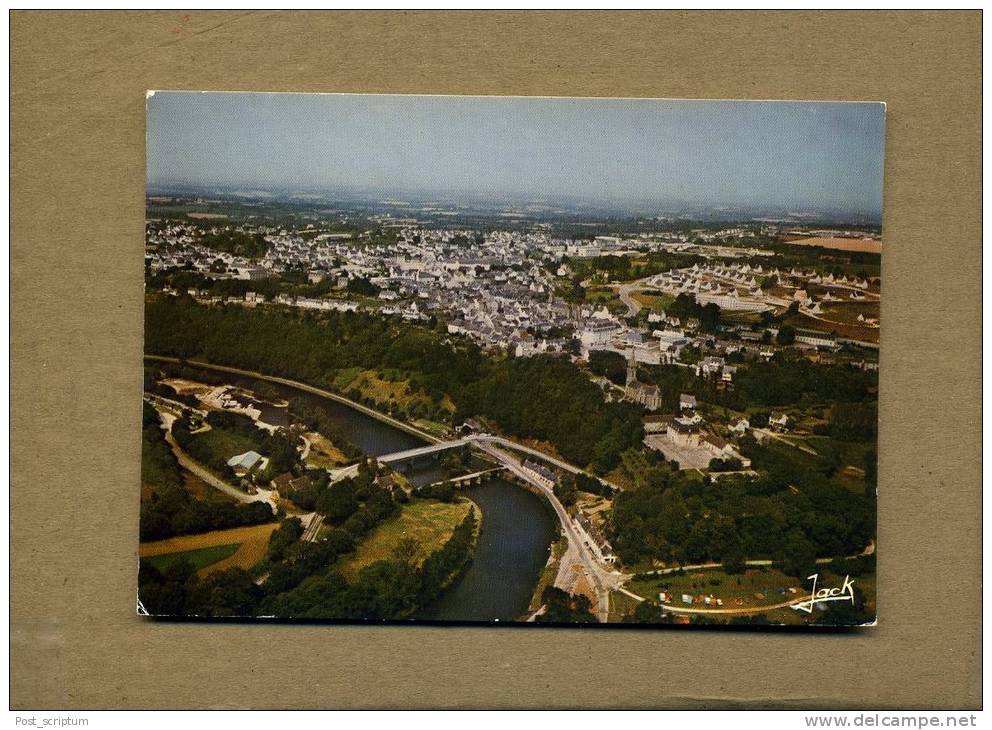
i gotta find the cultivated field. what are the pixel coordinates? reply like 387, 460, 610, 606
338, 499, 472, 582
144, 543, 240, 573
631, 291, 675, 313
139, 522, 279, 577
784, 236, 881, 254
186, 212, 229, 220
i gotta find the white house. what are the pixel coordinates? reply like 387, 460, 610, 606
227, 450, 265, 477
769, 412, 790, 431
730, 418, 750, 436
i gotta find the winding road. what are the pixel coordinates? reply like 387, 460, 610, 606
616, 275, 657, 318
473, 439, 625, 623
153, 407, 278, 512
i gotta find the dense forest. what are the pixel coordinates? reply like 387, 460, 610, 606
608, 439, 876, 573
139, 455, 479, 620
144, 296, 644, 472
640, 353, 877, 415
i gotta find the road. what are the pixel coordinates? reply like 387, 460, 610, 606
155, 409, 278, 512
616, 276, 657, 318
145, 355, 441, 444
754, 427, 819, 455
661, 595, 809, 616
147, 360, 633, 618
301, 513, 324, 542
467, 434, 625, 494
474, 439, 626, 623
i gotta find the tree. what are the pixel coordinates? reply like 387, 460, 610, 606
777, 533, 818, 579
317, 479, 359, 522
267, 517, 304, 562
776, 324, 796, 345
536, 586, 597, 623
587, 350, 627, 386
623, 600, 672, 624
346, 277, 379, 297
819, 586, 873, 626
699, 302, 721, 333
722, 541, 747, 574
553, 473, 578, 507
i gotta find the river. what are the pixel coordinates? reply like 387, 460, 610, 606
157, 362, 557, 621
417, 479, 557, 622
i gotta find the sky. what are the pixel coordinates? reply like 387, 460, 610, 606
147, 92, 886, 214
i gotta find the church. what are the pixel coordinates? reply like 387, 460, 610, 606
623, 349, 661, 410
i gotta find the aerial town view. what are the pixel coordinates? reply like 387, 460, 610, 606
139, 93, 882, 626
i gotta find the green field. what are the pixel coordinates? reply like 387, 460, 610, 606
608, 590, 642, 622
338, 499, 472, 582
143, 542, 241, 572
628, 567, 805, 610
631, 291, 674, 313
191, 428, 264, 463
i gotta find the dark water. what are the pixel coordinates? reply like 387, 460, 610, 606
418, 480, 558, 623
162, 362, 557, 621
175, 366, 426, 456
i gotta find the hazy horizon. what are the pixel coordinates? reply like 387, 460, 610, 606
147, 92, 886, 216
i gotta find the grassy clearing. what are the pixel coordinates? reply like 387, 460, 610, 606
820, 300, 880, 325
412, 419, 455, 439
304, 431, 349, 469
608, 448, 658, 490
632, 291, 674, 313
143, 543, 240, 573
628, 567, 807, 611
608, 591, 642, 622
191, 427, 263, 463
584, 287, 624, 313
331, 367, 455, 419
338, 499, 472, 582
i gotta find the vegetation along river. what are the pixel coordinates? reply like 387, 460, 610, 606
166, 362, 558, 621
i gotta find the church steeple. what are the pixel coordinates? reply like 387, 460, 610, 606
626, 348, 637, 387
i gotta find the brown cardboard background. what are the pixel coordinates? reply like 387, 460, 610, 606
9, 10, 981, 709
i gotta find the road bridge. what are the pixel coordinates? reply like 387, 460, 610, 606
472, 438, 625, 623
378, 439, 468, 464
330, 439, 469, 480
426, 467, 505, 489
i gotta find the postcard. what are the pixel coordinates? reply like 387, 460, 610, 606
139, 92, 882, 626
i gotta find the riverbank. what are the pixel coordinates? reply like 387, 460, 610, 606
146, 356, 560, 622
145, 355, 442, 445
417, 480, 557, 622
525, 536, 567, 619
430, 498, 483, 600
